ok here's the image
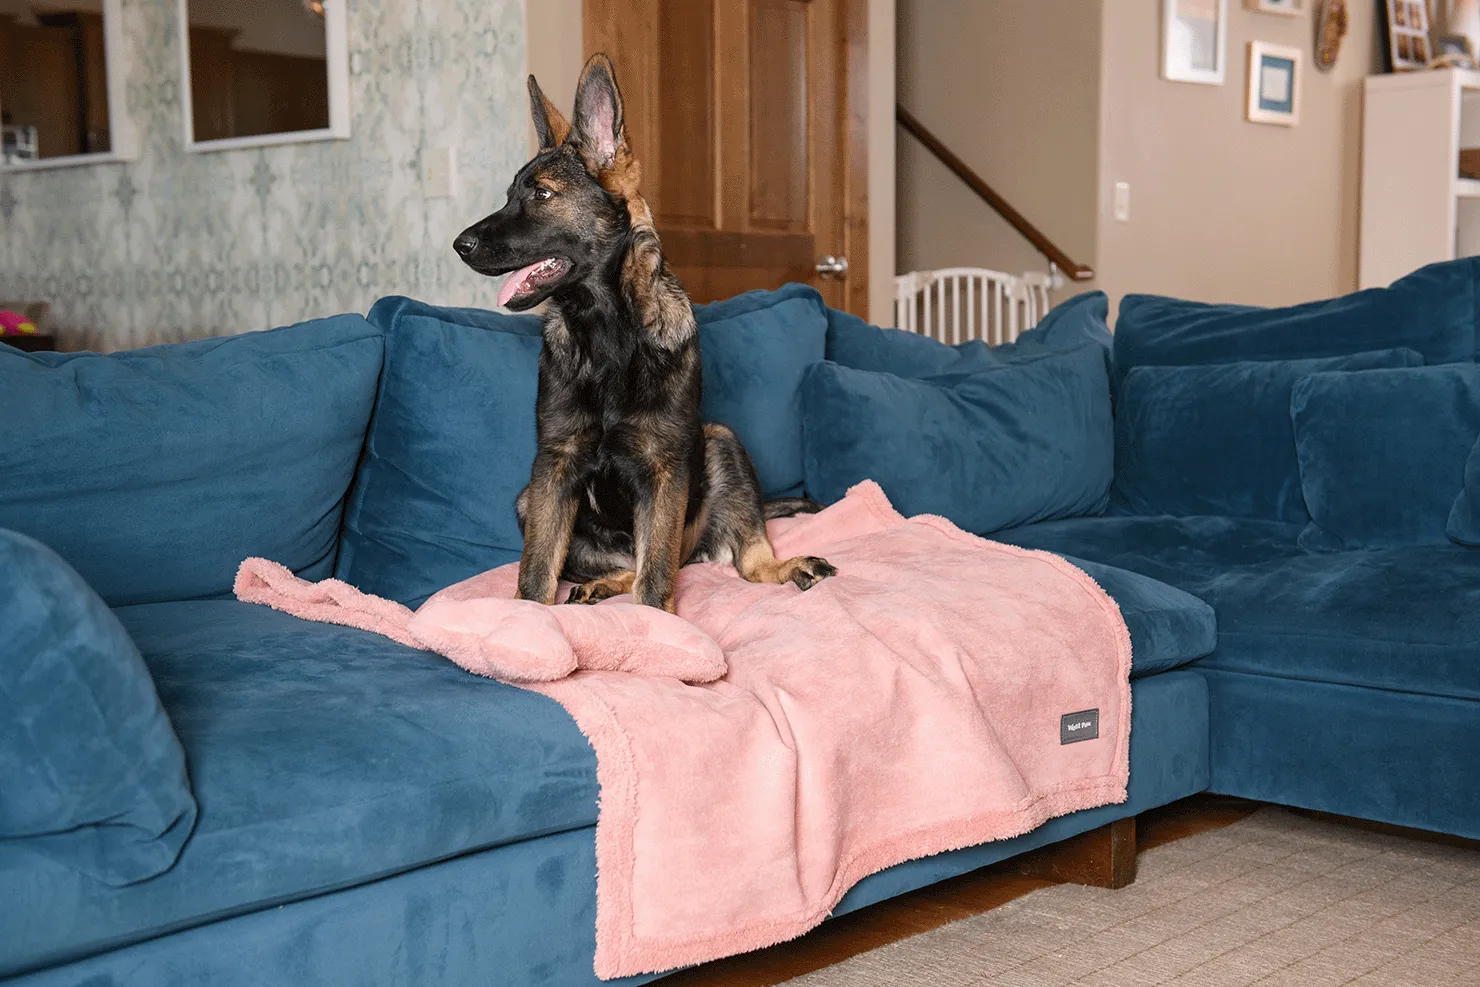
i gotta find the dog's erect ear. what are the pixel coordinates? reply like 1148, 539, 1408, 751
528, 74, 570, 152
569, 53, 627, 170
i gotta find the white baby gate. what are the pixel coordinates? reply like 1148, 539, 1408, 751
893, 267, 1056, 345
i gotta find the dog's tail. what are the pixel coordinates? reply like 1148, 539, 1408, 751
763, 497, 825, 520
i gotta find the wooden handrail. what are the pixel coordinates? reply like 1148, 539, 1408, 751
897, 104, 1095, 282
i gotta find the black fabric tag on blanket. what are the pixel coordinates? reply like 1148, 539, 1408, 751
1060, 709, 1100, 744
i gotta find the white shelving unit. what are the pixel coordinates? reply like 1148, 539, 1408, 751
1360, 68, 1480, 289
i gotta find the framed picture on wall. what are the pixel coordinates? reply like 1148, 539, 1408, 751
1381, 0, 1432, 70
1163, 0, 1229, 85
1247, 41, 1304, 125
1245, 0, 1303, 14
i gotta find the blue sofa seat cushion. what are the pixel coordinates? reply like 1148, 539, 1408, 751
1291, 365, 1480, 550
1112, 349, 1424, 524
996, 514, 1307, 593
800, 343, 1113, 535
997, 516, 1480, 702
1051, 556, 1216, 676
1112, 257, 1480, 387
1189, 546, 1480, 702
0, 316, 383, 606
341, 290, 827, 606
0, 530, 196, 889
0, 601, 598, 978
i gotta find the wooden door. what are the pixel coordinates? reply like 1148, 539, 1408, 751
585, 0, 869, 313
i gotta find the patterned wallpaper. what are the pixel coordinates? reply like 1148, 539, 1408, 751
0, 0, 529, 351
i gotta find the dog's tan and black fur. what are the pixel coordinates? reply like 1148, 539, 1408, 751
453, 54, 834, 613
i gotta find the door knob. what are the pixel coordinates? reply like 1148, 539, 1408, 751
815, 255, 849, 278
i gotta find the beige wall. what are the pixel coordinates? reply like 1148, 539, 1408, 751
897, 0, 1381, 319
896, 0, 1103, 303
525, 0, 583, 152
523, 0, 897, 325
1094, 0, 1380, 313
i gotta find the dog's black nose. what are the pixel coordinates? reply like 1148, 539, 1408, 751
453, 233, 479, 258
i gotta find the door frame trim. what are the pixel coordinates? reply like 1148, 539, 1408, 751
840, 0, 870, 316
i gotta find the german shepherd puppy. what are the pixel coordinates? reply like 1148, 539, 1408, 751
452, 54, 835, 613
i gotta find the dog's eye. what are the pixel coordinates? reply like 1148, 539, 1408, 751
533, 186, 554, 201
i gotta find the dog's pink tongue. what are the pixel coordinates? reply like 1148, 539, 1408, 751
498, 261, 544, 308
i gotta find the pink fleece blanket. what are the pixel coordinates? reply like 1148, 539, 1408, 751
236, 481, 1131, 979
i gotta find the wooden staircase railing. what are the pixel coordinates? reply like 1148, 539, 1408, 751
896, 105, 1095, 282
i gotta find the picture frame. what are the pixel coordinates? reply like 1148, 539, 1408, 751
1163, 0, 1229, 85
1246, 41, 1303, 126
177, 0, 351, 154
1244, 0, 1303, 15
1381, 0, 1432, 71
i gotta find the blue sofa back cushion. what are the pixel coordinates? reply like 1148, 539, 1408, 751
825, 290, 1112, 379
339, 289, 827, 606
991, 290, 1114, 365
826, 306, 997, 377
0, 316, 383, 606
800, 343, 1113, 534
335, 298, 544, 607
1113, 258, 1479, 387
1449, 434, 1480, 546
1113, 348, 1425, 524
694, 283, 828, 497
1292, 365, 1480, 551
0, 529, 196, 886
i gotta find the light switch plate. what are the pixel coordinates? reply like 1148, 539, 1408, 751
1113, 182, 1130, 222
423, 146, 456, 199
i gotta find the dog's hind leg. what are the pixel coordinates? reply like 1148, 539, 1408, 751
566, 570, 636, 604
560, 530, 638, 605
690, 423, 836, 591
736, 537, 836, 591
763, 497, 825, 520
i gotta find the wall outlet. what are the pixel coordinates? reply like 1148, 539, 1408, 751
1113, 182, 1131, 223
423, 146, 456, 199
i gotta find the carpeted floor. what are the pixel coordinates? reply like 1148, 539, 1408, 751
781, 808, 1480, 986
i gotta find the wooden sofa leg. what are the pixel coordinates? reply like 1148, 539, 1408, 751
1015, 817, 1137, 889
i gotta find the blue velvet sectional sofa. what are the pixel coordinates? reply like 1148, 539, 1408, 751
3, 258, 1477, 986
999, 258, 1480, 842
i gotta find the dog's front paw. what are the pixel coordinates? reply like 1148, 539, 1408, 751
786, 556, 836, 591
